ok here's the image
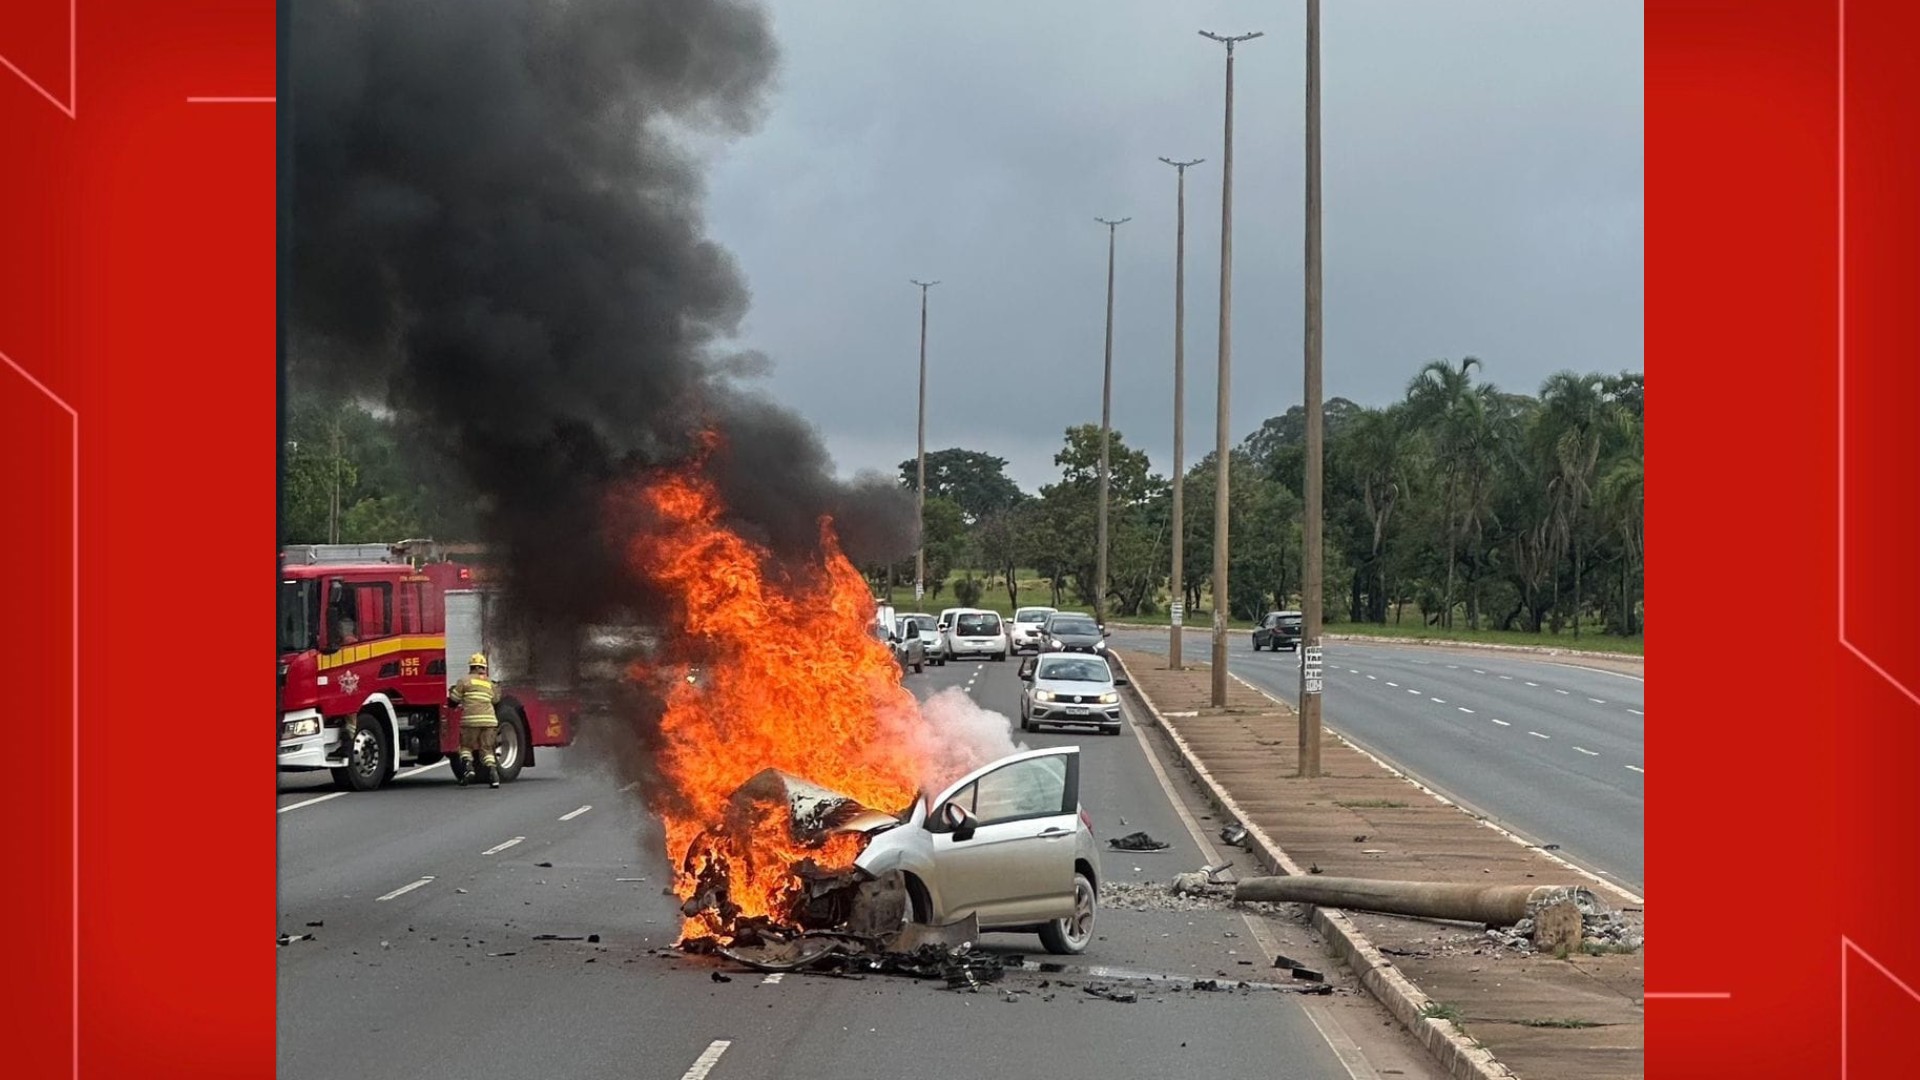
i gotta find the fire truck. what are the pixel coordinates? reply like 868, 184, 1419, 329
278, 541, 579, 791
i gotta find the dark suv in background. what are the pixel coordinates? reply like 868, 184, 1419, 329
1252, 610, 1303, 652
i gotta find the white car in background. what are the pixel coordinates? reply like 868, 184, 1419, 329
899, 612, 944, 666
1009, 606, 1057, 654
1018, 653, 1127, 735
945, 608, 1009, 661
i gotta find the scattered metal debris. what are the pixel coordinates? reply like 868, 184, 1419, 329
1108, 831, 1171, 851
711, 971, 733, 983
277, 933, 311, 946
1219, 821, 1249, 847
1083, 984, 1138, 1004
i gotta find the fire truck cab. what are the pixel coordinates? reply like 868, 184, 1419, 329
278, 542, 578, 791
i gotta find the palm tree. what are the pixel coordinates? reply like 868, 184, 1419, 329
1404, 357, 1491, 628
1596, 412, 1644, 635
1538, 372, 1620, 638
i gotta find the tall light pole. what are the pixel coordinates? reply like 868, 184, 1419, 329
1298, 1, 1326, 776
912, 279, 939, 604
1201, 29, 1261, 707
1158, 157, 1204, 670
1094, 216, 1130, 627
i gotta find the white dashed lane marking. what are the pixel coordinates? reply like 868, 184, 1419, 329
1574, 747, 1599, 756
1365, 674, 1377, 680
376, 876, 435, 902
1589, 698, 1607, 705
1528, 731, 1551, 740
559, 805, 593, 822
1490, 718, 1511, 727
1386, 682, 1399, 688
1457, 707, 1474, 714
1429, 697, 1446, 704
1525, 681, 1539, 687
1627, 709, 1643, 716
1555, 689, 1570, 695
1625, 765, 1644, 774
678, 1041, 732, 1080
481, 837, 524, 856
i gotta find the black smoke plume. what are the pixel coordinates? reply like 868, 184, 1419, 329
290, 0, 913, 664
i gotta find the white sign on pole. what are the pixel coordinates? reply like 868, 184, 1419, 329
1302, 644, 1325, 696
915, 581, 924, 600
1170, 601, 1184, 627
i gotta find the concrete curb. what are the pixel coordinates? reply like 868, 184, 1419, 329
1111, 653, 1519, 1080
1107, 622, 1641, 665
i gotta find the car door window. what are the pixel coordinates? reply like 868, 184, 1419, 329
971, 757, 1070, 826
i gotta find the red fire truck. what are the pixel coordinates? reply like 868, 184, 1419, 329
278, 542, 579, 791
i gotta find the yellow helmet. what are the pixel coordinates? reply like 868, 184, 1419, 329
468, 653, 488, 671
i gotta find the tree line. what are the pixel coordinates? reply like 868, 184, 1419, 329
285, 357, 1643, 640
896, 359, 1642, 639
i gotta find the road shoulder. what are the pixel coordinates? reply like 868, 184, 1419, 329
1113, 649, 1645, 1080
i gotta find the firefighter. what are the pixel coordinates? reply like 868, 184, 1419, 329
448, 653, 503, 789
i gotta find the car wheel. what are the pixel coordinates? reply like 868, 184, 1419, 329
1101, 725, 1121, 736
493, 706, 527, 783
914, 659, 924, 674
1039, 872, 1096, 955
1019, 711, 1031, 732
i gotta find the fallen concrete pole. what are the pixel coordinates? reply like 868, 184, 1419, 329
1233, 876, 1567, 926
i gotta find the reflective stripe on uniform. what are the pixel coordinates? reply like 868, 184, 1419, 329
452, 675, 500, 724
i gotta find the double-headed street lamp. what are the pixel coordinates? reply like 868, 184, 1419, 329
1157, 156, 1204, 670
912, 278, 939, 603
1199, 29, 1262, 708
1093, 216, 1129, 628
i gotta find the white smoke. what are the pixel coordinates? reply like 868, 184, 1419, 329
883, 686, 1025, 797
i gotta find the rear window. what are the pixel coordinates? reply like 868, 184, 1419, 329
1050, 616, 1097, 634
956, 613, 1001, 636
1016, 609, 1052, 623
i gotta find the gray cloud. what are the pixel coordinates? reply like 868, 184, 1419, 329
701, 1, 1642, 490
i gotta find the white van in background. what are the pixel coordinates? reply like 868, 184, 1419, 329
946, 608, 1009, 662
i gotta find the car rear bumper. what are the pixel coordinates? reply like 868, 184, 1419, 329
949, 638, 1003, 655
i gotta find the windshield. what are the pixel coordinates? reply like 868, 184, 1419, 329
903, 615, 936, 633
1036, 657, 1110, 682
956, 613, 1000, 636
1016, 609, 1053, 623
1049, 615, 1097, 635
278, 579, 318, 654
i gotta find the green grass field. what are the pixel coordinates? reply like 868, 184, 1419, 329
880, 568, 1643, 656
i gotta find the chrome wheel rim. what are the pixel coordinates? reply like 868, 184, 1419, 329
493, 725, 519, 770
351, 728, 381, 777
1060, 878, 1095, 949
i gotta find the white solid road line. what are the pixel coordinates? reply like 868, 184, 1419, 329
678, 1040, 732, 1080
278, 760, 450, 815
1490, 718, 1511, 727
1625, 765, 1644, 774
278, 792, 345, 814
1528, 731, 1551, 740
376, 876, 435, 902
559, 805, 593, 821
481, 837, 525, 856
1574, 747, 1599, 756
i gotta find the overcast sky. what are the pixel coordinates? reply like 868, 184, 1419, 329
699, 1, 1643, 493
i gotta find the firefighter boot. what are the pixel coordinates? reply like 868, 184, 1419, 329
488, 763, 501, 789
457, 755, 472, 787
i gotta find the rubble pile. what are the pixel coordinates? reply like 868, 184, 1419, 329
1100, 879, 1297, 917
1483, 887, 1643, 954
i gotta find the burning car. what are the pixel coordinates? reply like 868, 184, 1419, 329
679, 747, 1100, 956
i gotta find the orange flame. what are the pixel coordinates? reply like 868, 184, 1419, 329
619, 461, 929, 941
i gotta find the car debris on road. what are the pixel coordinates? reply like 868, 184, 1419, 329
1107, 831, 1171, 851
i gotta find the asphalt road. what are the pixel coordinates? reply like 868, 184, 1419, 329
1113, 629, 1645, 896
277, 655, 1437, 1080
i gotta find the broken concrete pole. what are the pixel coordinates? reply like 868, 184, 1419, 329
1530, 901, 1584, 951
1232, 876, 1570, 927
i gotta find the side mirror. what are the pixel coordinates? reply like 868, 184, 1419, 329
1102, 626, 1111, 638
1113, 676, 1130, 687
942, 802, 978, 842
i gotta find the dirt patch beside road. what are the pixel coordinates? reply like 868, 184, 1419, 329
1114, 650, 1645, 1080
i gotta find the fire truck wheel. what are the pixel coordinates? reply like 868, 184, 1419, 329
491, 706, 528, 784
330, 713, 389, 792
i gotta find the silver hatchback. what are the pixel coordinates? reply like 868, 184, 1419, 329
853, 747, 1100, 954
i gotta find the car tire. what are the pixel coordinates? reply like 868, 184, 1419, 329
494, 706, 528, 783
914, 659, 924, 674
1101, 725, 1121, 736
1038, 872, 1096, 955
1019, 711, 1031, 732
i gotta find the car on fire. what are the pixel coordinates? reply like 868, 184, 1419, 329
857, 747, 1099, 954
1017, 653, 1127, 735
696, 748, 1101, 956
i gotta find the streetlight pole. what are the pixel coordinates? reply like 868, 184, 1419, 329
1298, 1, 1326, 776
1200, 29, 1261, 707
912, 279, 939, 605
1094, 216, 1129, 628
1158, 157, 1204, 670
